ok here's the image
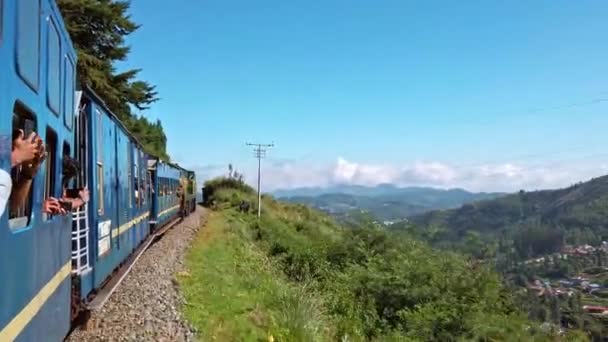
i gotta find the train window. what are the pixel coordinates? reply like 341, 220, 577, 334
96, 109, 104, 215
134, 155, 139, 207
140, 153, 146, 206
46, 18, 61, 116
64, 56, 75, 129
17, 0, 41, 91
147, 171, 152, 202
127, 144, 132, 208
9, 105, 38, 230
188, 176, 194, 195
97, 163, 104, 215
62, 142, 72, 186
42, 127, 57, 221
96, 109, 103, 163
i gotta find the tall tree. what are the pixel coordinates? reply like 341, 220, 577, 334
57, 0, 169, 160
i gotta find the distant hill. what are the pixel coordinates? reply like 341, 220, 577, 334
276, 185, 504, 221
408, 175, 608, 246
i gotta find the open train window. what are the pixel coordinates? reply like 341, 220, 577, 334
134, 154, 140, 207
62, 142, 72, 187
147, 171, 152, 202
96, 109, 104, 215
46, 17, 61, 116
74, 99, 88, 188
64, 56, 75, 130
188, 175, 194, 195
9, 104, 37, 230
96, 109, 103, 162
17, 0, 41, 91
140, 152, 146, 206
97, 163, 104, 215
127, 143, 132, 208
161, 178, 167, 197
42, 127, 57, 221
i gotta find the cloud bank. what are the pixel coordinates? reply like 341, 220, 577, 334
190, 157, 608, 193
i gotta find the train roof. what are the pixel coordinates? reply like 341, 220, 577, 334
80, 87, 194, 174
80, 87, 147, 151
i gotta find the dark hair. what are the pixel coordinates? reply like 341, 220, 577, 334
62, 155, 80, 187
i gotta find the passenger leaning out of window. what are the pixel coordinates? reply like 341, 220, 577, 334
1, 130, 42, 217
41, 155, 90, 215
61, 155, 89, 211
7, 130, 46, 215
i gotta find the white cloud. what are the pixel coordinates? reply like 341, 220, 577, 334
187, 157, 608, 193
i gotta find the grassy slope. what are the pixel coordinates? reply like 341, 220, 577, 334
179, 210, 329, 341
180, 184, 589, 342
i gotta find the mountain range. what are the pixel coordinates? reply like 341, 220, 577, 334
275, 184, 504, 221
408, 175, 608, 247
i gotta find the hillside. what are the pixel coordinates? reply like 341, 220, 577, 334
408, 175, 608, 254
278, 185, 503, 221
178, 177, 586, 341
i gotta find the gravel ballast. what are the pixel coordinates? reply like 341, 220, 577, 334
67, 208, 205, 342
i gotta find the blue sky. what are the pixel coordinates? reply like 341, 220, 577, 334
120, 0, 608, 192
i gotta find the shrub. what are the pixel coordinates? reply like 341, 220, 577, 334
202, 177, 254, 206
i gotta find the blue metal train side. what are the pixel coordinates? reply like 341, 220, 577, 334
77, 90, 152, 300
1, 1, 198, 340
150, 161, 181, 228
0, 0, 77, 341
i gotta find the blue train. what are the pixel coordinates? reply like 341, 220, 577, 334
0, 1, 196, 341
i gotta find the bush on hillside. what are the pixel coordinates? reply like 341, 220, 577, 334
202, 177, 254, 206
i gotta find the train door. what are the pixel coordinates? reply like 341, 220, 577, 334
72, 93, 92, 274
149, 167, 158, 230
115, 127, 129, 251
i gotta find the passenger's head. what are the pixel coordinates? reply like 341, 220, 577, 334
62, 155, 79, 188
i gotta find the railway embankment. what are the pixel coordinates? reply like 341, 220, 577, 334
67, 208, 206, 342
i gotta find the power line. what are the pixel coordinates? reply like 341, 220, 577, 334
246, 142, 274, 217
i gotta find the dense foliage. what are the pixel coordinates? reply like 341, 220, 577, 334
192, 177, 585, 341
406, 175, 608, 257
397, 176, 608, 340
57, 0, 169, 160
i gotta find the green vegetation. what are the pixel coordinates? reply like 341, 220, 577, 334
181, 177, 589, 341
180, 211, 328, 341
57, 0, 169, 160
397, 176, 608, 340
407, 176, 608, 257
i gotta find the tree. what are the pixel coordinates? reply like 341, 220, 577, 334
57, 0, 168, 160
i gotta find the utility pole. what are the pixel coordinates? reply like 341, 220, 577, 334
246, 142, 274, 217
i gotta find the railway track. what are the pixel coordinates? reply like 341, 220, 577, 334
66, 208, 205, 341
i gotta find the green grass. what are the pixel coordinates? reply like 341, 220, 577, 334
179, 211, 329, 342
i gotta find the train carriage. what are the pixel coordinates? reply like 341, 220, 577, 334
0, 0, 77, 341
73, 89, 154, 307
0, 1, 197, 341
149, 160, 182, 229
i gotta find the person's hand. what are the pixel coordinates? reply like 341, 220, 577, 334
21, 139, 46, 179
11, 130, 39, 167
43, 198, 67, 215
79, 187, 90, 203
